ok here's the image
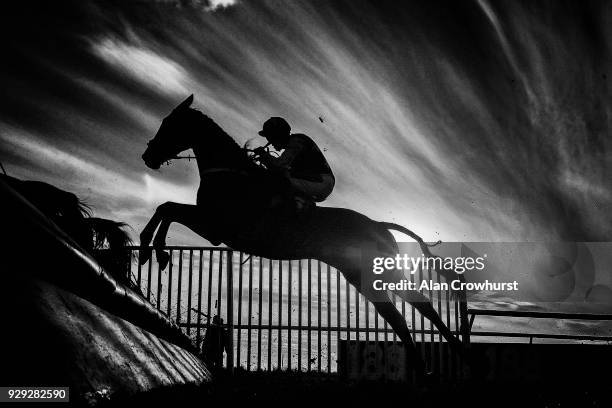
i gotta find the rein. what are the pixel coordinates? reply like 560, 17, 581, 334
200, 167, 250, 177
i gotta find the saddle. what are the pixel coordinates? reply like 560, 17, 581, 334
210, 194, 316, 250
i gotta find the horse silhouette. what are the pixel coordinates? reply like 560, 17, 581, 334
139, 95, 467, 377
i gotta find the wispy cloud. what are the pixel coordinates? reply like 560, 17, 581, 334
91, 37, 191, 96
0, 124, 198, 241
2, 0, 610, 244
207, 0, 237, 10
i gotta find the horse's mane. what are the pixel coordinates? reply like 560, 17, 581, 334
191, 109, 244, 152
189, 108, 268, 172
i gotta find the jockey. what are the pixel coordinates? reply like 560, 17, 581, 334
255, 117, 335, 209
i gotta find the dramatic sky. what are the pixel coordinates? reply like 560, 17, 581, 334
1, 0, 611, 247
2, 0, 612, 342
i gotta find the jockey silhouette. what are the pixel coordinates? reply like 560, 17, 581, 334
255, 117, 335, 210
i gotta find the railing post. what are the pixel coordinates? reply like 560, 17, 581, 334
225, 250, 234, 374
459, 288, 470, 347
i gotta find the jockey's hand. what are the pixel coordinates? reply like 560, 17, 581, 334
253, 146, 268, 157
253, 147, 275, 168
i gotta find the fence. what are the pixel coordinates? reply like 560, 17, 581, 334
126, 246, 468, 377
467, 308, 612, 344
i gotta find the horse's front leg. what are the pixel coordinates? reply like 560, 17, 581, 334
151, 202, 218, 270
138, 207, 165, 265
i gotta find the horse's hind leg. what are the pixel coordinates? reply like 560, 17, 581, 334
362, 288, 427, 378
393, 287, 464, 352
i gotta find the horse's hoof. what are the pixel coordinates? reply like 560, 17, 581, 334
156, 249, 171, 270
139, 246, 152, 265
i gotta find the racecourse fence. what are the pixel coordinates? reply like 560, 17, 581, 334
126, 247, 469, 377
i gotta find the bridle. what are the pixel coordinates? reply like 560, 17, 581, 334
162, 141, 275, 166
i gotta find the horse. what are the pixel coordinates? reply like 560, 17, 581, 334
139, 94, 468, 377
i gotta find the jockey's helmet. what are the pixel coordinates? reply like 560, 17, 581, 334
258, 117, 291, 141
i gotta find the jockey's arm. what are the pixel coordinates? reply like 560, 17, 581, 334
259, 137, 305, 174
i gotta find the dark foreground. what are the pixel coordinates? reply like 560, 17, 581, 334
103, 370, 611, 408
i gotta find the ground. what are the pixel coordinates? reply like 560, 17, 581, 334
107, 370, 611, 407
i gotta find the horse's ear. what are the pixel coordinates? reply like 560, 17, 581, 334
175, 94, 194, 111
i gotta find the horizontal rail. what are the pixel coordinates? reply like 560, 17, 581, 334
470, 331, 612, 342
126, 245, 232, 252
178, 322, 460, 335
468, 308, 612, 320
179, 322, 612, 343
468, 308, 612, 331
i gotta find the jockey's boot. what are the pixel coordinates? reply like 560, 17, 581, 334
294, 195, 315, 215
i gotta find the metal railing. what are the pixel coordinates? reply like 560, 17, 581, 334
468, 308, 612, 344
126, 246, 468, 377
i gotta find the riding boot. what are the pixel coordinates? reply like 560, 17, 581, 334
294, 195, 315, 215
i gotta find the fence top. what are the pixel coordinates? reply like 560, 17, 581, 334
468, 308, 612, 321
127, 245, 232, 251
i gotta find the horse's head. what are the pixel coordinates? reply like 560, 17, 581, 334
142, 94, 196, 169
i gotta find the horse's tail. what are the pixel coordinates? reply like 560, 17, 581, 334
380, 222, 466, 299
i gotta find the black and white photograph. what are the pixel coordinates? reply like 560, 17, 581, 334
1, 0, 611, 406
